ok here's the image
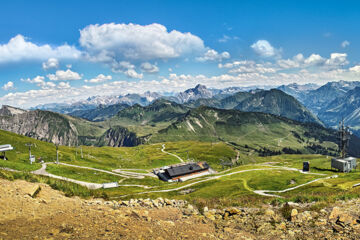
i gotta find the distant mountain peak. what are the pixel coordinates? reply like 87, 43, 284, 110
176, 84, 213, 103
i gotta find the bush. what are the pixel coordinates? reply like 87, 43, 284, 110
280, 202, 293, 221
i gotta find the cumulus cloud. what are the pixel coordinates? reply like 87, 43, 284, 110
2, 81, 14, 90
251, 40, 280, 58
42, 58, 59, 70
0, 35, 81, 64
325, 53, 349, 67
276, 52, 348, 70
22, 75, 57, 89
79, 23, 205, 62
47, 69, 82, 81
196, 49, 230, 62
124, 69, 143, 79
140, 62, 159, 73
349, 65, 360, 73
57, 82, 71, 89
84, 74, 112, 83
219, 60, 276, 74
341, 40, 350, 48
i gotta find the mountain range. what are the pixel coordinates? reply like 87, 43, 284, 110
278, 80, 360, 135
3, 80, 360, 157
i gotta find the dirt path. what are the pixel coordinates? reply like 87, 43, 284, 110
254, 175, 338, 197
57, 162, 148, 179
31, 162, 154, 190
161, 144, 184, 163
32, 163, 104, 190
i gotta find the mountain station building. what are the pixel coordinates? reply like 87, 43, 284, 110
154, 162, 213, 182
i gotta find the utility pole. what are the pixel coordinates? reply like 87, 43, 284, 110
56, 144, 59, 164
25, 143, 34, 164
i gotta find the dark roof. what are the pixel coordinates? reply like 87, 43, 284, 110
165, 162, 209, 178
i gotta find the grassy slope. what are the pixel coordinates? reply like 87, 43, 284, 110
1, 128, 360, 208
46, 164, 124, 183
150, 106, 338, 153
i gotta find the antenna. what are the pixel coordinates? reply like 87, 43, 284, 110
338, 119, 350, 158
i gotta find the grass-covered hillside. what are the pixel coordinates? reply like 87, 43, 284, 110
150, 106, 340, 156
1, 128, 360, 209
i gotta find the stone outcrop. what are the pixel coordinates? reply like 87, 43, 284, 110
0, 105, 79, 146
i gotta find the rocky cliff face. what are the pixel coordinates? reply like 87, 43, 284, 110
96, 126, 141, 147
0, 105, 79, 146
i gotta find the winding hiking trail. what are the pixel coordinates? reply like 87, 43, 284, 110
32, 163, 103, 190
31, 162, 153, 190
254, 175, 338, 197
120, 165, 338, 198
161, 144, 184, 163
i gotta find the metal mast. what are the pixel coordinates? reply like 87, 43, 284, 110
338, 119, 350, 158
56, 144, 59, 164
25, 143, 33, 164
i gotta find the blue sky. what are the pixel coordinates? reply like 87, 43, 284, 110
1, 0, 360, 108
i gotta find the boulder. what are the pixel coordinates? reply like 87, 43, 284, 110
23, 184, 41, 198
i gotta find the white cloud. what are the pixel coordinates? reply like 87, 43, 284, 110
22, 75, 45, 84
124, 69, 143, 79
219, 60, 276, 74
218, 35, 231, 43
0, 35, 81, 64
22, 75, 57, 89
349, 65, 360, 73
47, 69, 82, 81
2, 81, 14, 90
84, 74, 112, 83
276, 53, 348, 70
140, 62, 159, 73
79, 23, 205, 62
325, 53, 349, 67
251, 40, 280, 58
341, 40, 350, 48
57, 82, 71, 89
304, 54, 325, 65
42, 58, 59, 70
196, 49, 230, 62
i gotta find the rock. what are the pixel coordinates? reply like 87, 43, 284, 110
291, 208, 298, 222
315, 218, 327, 226
338, 213, 356, 225
265, 209, 275, 217
277, 222, 286, 231
226, 207, 241, 216
329, 207, 342, 221
183, 204, 197, 216
23, 184, 41, 198
164, 198, 172, 205
204, 211, 216, 221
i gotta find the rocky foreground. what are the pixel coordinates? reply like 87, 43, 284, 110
0, 179, 360, 239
